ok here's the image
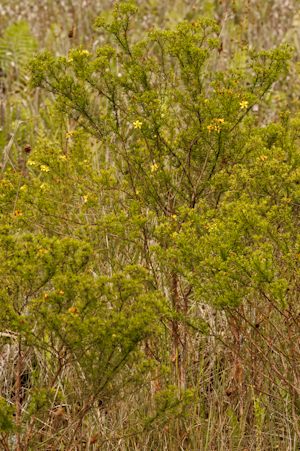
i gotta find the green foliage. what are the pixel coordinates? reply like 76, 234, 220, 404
27, 388, 59, 417
0, 398, 15, 433
1, 2, 300, 450
28, 6, 292, 227
145, 385, 194, 428
0, 229, 164, 389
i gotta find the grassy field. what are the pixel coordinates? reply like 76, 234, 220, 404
1, 1, 300, 450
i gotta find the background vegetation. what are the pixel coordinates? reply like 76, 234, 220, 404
1, 1, 300, 450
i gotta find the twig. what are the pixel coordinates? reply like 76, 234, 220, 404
0, 120, 24, 181
12, 156, 27, 220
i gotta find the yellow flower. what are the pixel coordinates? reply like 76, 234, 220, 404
172, 215, 177, 219
81, 50, 90, 55
43, 294, 49, 302
217, 118, 225, 123
14, 209, 22, 217
133, 120, 142, 129
240, 100, 249, 109
260, 155, 267, 161
40, 165, 50, 172
59, 155, 67, 161
39, 249, 48, 253
207, 125, 214, 132
68, 306, 77, 313
83, 195, 88, 202
151, 164, 159, 172
27, 160, 36, 166
68, 57, 73, 62
136, 190, 140, 194
58, 289, 64, 294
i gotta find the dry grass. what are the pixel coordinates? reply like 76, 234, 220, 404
1, 1, 300, 449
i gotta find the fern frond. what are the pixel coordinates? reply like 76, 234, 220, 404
0, 21, 38, 89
